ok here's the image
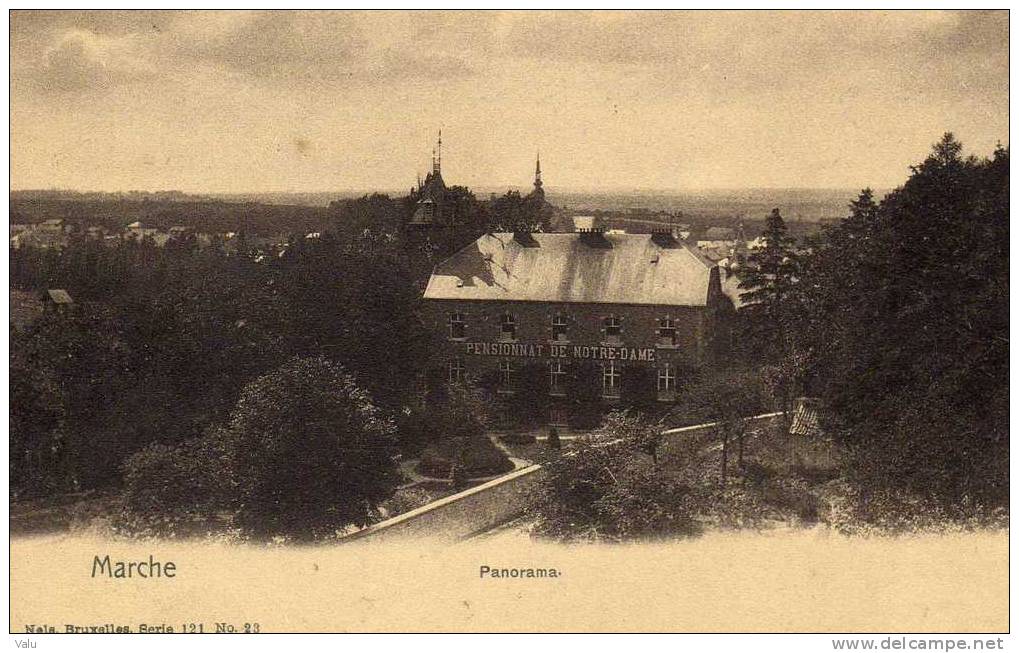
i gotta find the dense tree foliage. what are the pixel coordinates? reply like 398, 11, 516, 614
790, 134, 1008, 506
733, 134, 1008, 510
413, 382, 513, 478
119, 357, 402, 540
118, 427, 235, 538
531, 411, 700, 542
737, 208, 800, 363
229, 356, 402, 538
486, 190, 554, 232
274, 231, 437, 409
9, 206, 432, 499
11, 196, 331, 236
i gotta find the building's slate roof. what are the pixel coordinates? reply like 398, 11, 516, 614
409, 170, 447, 225
423, 232, 718, 307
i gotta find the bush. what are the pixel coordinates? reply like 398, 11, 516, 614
669, 366, 772, 427
393, 405, 437, 456
116, 428, 235, 538
376, 486, 436, 520
412, 380, 513, 479
530, 415, 700, 542
760, 476, 820, 524
500, 432, 537, 445
696, 484, 769, 530
817, 481, 1009, 536
417, 436, 514, 478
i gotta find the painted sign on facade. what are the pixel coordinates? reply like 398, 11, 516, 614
463, 342, 656, 362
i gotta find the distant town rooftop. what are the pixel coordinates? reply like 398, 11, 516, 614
702, 227, 736, 240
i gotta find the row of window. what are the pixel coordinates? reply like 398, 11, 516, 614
447, 358, 678, 396
448, 312, 680, 346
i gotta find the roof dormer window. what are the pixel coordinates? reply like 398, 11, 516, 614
500, 313, 517, 342
603, 315, 622, 345
448, 312, 467, 340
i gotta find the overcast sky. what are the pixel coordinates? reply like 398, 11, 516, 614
10, 10, 1009, 193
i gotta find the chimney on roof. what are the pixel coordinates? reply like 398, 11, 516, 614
651, 227, 679, 247
513, 225, 539, 246
571, 215, 597, 232
578, 226, 610, 248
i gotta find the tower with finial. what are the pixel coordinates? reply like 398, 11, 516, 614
527, 150, 546, 204
436, 129, 442, 174
409, 129, 449, 227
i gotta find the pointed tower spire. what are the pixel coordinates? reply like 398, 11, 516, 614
435, 129, 442, 174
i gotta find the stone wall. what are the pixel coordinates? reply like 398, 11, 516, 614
343, 412, 785, 543
343, 465, 546, 543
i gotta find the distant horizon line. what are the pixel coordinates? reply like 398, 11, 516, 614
10, 185, 888, 196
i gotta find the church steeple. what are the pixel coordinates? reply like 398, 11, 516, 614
410, 131, 448, 227
529, 150, 545, 203
434, 129, 442, 174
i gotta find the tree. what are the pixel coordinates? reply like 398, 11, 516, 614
488, 190, 553, 232
415, 382, 513, 478
503, 362, 551, 431
738, 208, 801, 418
274, 231, 437, 410
738, 208, 800, 361
10, 304, 134, 492
9, 337, 65, 496
791, 133, 1009, 508
530, 412, 698, 541
329, 193, 405, 237
669, 368, 771, 485
567, 360, 607, 429
117, 427, 236, 537
229, 356, 402, 539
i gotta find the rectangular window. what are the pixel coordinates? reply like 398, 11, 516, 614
657, 316, 678, 347
499, 359, 514, 390
500, 313, 517, 341
602, 360, 621, 398
448, 312, 466, 340
657, 363, 676, 392
603, 315, 622, 344
549, 359, 567, 395
551, 314, 569, 342
549, 406, 568, 427
448, 358, 466, 383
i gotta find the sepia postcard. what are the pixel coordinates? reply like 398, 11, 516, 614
7, 8, 1010, 642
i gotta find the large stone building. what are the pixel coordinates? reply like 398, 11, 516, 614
421, 228, 736, 423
